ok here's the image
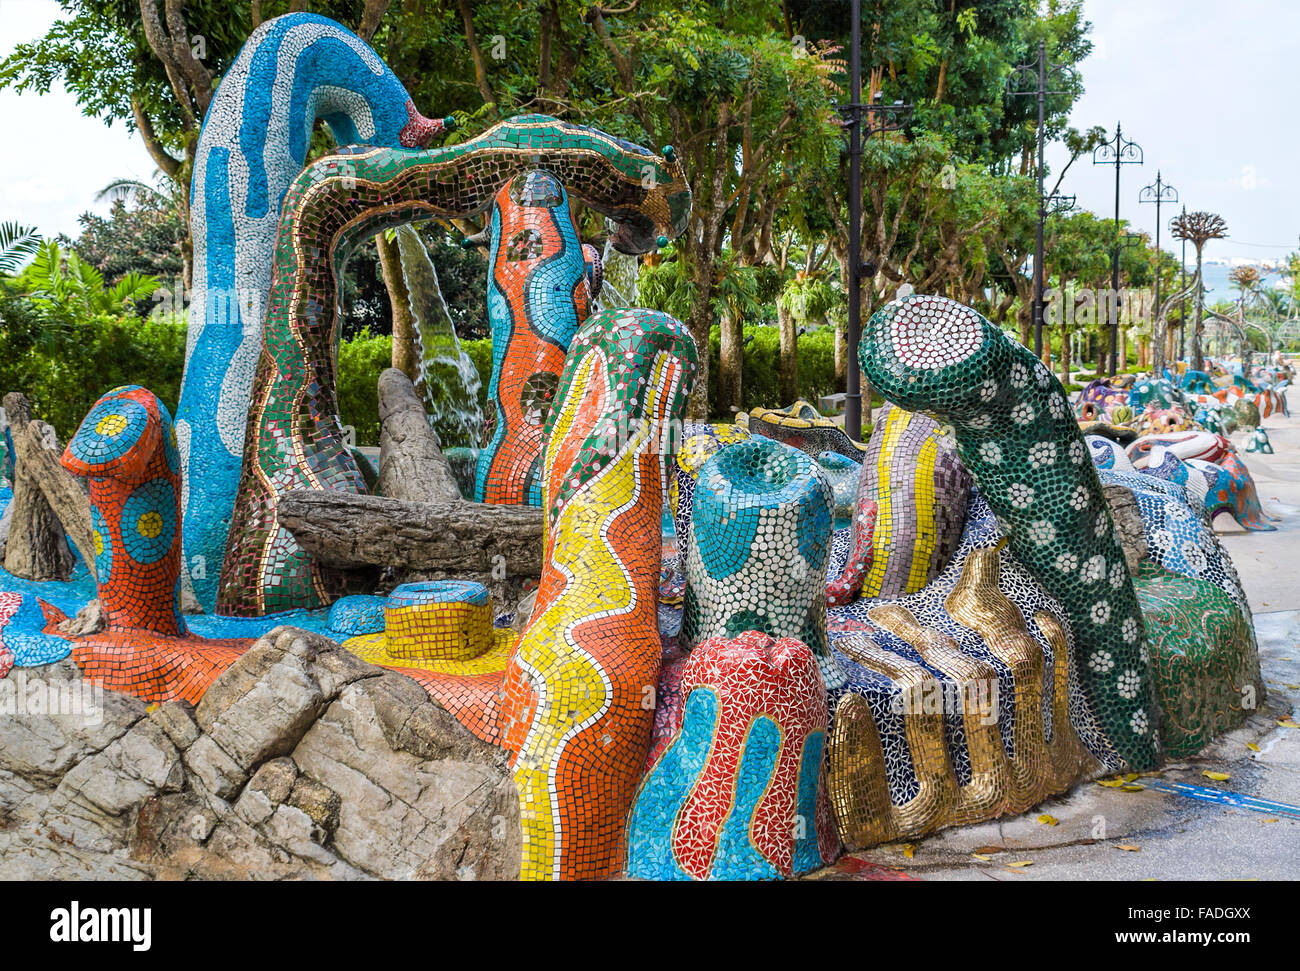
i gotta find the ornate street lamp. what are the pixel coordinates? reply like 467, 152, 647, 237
1008, 40, 1073, 359
1092, 122, 1143, 375
842, 0, 912, 441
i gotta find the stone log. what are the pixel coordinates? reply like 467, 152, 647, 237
2, 392, 73, 580
278, 489, 543, 577
376, 368, 462, 503
15, 420, 97, 579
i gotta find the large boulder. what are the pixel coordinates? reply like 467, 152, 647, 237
0, 628, 520, 879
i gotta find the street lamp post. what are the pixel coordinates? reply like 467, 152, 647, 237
1138, 171, 1178, 362
1093, 122, 1143, 376
841, 0, 911, 442
1009, 40, 1071, 360
1173, 206, 1190, 361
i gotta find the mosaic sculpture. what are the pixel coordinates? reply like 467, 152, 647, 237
827, 405, 970, 605
856, 295, 1160, 770
627, 631, 839, 879
748, 400, 869, 460
500, 307, 697, 880
1246, 428, 1274, 454
679, 438, 838, 686
216, 115, 690, 615
475, 172, 599, 504
826, 518, 1097, 846
178, 12, 450, 611
58, 388, 249, 702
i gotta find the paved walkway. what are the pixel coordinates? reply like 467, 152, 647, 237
819, 386, 1300, 881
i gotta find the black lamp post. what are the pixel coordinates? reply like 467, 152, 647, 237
1008, 39, 1071, 359
842, 0, 912, 442
1092, 122, 1143, 375
1138, 172, 1178, 361
1173, 205, 1188, 361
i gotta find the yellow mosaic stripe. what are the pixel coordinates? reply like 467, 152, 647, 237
861, 408, 909, 596
904, 435, 939, 593
512, 352, 674, 880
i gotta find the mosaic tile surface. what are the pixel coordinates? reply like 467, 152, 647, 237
216, 114, 689, 615
857, 295, 1160, 770
177, 12, 448, 612
627, 631, 839, 879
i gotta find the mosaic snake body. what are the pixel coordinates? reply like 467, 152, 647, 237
179, 13, 447, 612
858, 296, 1161, 770
216, 116, 689, 615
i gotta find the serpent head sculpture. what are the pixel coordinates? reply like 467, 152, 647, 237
857, 295, 1161, 771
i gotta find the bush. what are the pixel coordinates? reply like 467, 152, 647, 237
707, 325, 839, 418
336, 328, 393, 447
0, 287, 186, 439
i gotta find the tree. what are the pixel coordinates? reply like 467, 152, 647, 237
0, 223, 41, 275
1171, 211, 1228, 373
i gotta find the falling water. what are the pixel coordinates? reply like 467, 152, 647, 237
394, 225, 484, 461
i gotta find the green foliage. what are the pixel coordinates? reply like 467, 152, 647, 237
0, 284, 184, 439
58, 191, 185, 289
0, 222, 41, 275
705, 325, 837, 418
335, 327, 392, 448
14, 241, 159, 322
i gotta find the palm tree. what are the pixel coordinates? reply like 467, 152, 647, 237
95, 175, 192, 285
1171, 211, 1228, 372
0, 222, 41, 275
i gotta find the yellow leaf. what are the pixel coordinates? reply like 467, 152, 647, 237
1203, 770, 1230, 781
1037, 813, 1059, 826
1246, 743, 1260, 752
1286, 684, 1300, 691
972, 853, 992, 862
903, 843, 915, 858
1262, 818, 1279, 824
1097, 777, 1126, 788
145, 702, 159, 713
1278, 719, 1299, 729
1123, 773, 1140, 782
1120, 784, 1145, 792
1006, 860, 1034, 868
1116, 844, 1141, 852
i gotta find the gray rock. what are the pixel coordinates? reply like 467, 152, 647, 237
0, 627, 521, 880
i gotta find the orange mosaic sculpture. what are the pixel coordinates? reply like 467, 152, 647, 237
55, 387, 248, 703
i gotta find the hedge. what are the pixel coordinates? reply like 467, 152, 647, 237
0, 300, 846, 447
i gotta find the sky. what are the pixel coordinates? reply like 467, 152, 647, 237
0, 0, 1296, 266
1045, 0, 1300, 268
0, 0, 158, 240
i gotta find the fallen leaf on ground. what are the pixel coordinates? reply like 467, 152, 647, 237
1006, 860, 1034, 868
1279, 718, 1299, 729
1037, 814, 1059, 826
973, 853, 992, 862
1247, 743, 1260, 752
1262, 818, 1279, 824
1203, 770, 1231, 781
1120, 783, 1145, 792
1097, 777, 1126, 788
975, 845, 1003, 855
1115, 844, 1141, 852
903, 844, 915, 858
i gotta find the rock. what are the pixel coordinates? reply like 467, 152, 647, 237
247, 756, 298, 804
149, 700, 200, 750
377, 368, 463, 503
57, 599, 107, 637
2, 393, 73, 581
1102, 483, 1149, 575
511, 589, 537, 634
288, 776, 341, 839
0, 627, 520, 880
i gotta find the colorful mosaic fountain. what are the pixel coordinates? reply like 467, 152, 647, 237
0, 11, 1274, 882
